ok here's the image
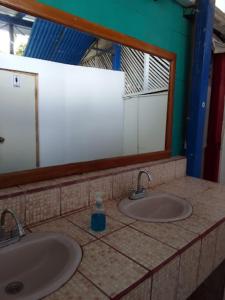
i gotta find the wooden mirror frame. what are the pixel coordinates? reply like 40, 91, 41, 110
0, 0, 176, 188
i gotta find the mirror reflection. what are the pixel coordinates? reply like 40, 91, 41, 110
0, 5, 171, 174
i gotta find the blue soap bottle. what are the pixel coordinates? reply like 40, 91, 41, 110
91, 192, 106, 232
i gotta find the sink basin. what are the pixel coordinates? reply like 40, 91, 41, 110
118, 192, 192, 222
0, 232, 82, 300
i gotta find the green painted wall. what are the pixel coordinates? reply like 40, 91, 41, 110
38, 0, 192, 155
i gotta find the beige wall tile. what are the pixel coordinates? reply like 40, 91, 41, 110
54, 174, 82, 185
79, 240, 147, 298
0, 186, 23, 198
0, 194, 26, 228
112, 171, 135, 200
102, 227, 176, 270
61, 182, 89, 214
151, 256, 179, 300
131, 221, 197, 250
31, 218, 95, 246
205, 185, 225, 201
45, 272, 108, 300
175, 158, 187, 178
89, 176, 113, 205
214, 222, 225, 268
67, 208, 124, 238
191, 189, 225, 206
197, 230, 217, 286
132, 169, 142, 189
81, 169, 114, 181
104, 201, 134, 224
177, 241, 201, 300
19, 180, 58, 191
120, 278, 152, 300
193, 202, 225, 222
156, 176, 210, 199
149, 164, 163, 187
160, 161, 176, 184
25, 188, 60, 225
174, 214, 215, 235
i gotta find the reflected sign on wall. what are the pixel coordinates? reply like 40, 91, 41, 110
13, 75, 20, 87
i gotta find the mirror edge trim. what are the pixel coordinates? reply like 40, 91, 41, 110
0, 0, 176, 61
0, 151, 171, 188
0, 0, 176, 189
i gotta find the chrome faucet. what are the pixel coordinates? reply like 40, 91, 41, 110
129, 170, 152, 200
0, 208, 25, 247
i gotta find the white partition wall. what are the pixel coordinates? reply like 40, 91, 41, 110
0, 53, 125, 167
138, 93, 167, 153
64, 68, 124, 163
123, 92, 168, 155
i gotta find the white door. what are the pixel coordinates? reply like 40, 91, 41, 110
123, 92, 168, 155
138, 92, 168, 153
0, 69, 38, 173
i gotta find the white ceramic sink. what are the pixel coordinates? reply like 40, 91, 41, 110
0, 232, 82, 300
118, 192, 192, 222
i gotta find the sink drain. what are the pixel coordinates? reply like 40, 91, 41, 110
5, 281, 24, 295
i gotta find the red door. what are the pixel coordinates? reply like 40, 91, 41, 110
204, 53, 225, 182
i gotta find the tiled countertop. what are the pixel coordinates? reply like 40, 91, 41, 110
28, 176, 225, 300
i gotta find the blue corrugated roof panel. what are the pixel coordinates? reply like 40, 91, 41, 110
24, 18, 96, 65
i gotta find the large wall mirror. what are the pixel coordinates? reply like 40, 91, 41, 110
0, 0, 176, 188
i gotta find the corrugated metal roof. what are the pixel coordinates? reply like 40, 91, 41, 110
24, 18, 96, 65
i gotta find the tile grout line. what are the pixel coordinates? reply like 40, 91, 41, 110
77, 270, 111, 299
127, 224, 179, 251
175, 253, 182, 300
29, 217, 98, 247
149, 272, 153, 300
195, 237, 203, 289
65, 215, 128, 240
99, 227, 185, 279
99, 238, 150, 272
63, 221, 154, 299
128, 222, 217, 258
0, 157, 183, 201
212, 225, 220, 268
171, 213, 216, 236
111, 272, 152, 300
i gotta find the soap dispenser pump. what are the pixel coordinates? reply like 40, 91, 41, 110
91, 192, 106, 232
